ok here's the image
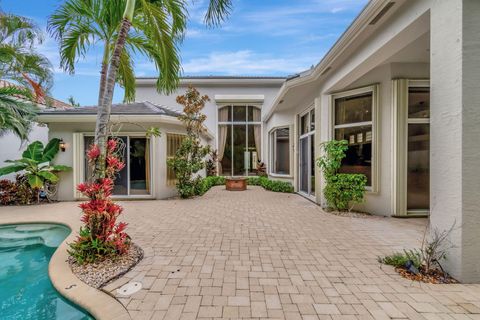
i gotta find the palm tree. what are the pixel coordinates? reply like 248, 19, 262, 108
48, 0, 187, 105
0, 12, 53, 140
49, 0, 232, 179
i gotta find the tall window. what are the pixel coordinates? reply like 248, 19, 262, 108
333, 87, 376, 187
270, 127, 290, 175
218, 105, 261, 176
84, 135, 151, 195
407, 86, 429, 210
299, 109, 315, 196
166, 133, 186, 186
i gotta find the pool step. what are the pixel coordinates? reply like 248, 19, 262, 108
0, 235, 44, 248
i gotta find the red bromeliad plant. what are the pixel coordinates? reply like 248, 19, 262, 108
69, 138, 130, 264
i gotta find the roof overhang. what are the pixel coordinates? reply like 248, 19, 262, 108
264, 0, 399, 121
36, 114, 214, 141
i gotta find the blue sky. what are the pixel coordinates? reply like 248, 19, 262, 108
1, 0, 367, 106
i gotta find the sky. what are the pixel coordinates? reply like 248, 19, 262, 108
1, 0, 368, 106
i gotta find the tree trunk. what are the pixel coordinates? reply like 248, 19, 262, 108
94, 18, 132, 179
97, 41, 110, 106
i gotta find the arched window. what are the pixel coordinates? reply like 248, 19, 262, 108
218, 105, 261, 176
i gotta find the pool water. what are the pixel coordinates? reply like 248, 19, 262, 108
0, 224, 94, 320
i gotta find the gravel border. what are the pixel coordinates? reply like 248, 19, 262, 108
69, 243, 144, 289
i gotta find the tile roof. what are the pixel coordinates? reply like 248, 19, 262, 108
40, 101, 181, 117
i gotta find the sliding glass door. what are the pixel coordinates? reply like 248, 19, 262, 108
298, 109, 315, 197
84, 135, 151, 196
218, 105, 261, 176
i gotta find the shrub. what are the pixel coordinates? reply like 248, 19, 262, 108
246, 176, 294, 193
317, 140, 367, 211
168, 86, 211, 199
323, 174, 367, 211
198, 175, 226, 195
378, 250, 422, 268
0, 175, 37, 205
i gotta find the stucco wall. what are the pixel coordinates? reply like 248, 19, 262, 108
135, 82, 282, 162
47, 121, 198, 201
0, 124, 49, 180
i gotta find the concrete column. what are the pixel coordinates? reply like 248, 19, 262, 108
430, 0, 480, 283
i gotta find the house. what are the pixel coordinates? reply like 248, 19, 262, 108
38, 0, 480, 282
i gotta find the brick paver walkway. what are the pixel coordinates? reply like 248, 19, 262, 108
104, 187, 480, 320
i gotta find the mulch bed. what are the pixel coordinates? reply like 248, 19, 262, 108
395, 266, 458, 284
69, 243, 144, 289
326, 209, 373, 218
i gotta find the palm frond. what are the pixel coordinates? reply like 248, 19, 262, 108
0, 86, 38, 141
117, 50, 136, 102
204, 0, 232, 27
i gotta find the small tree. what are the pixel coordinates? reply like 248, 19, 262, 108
168, 86, 210, 198
317, 140, 367, 211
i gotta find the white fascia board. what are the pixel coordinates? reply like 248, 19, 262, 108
214, 94, 264, 103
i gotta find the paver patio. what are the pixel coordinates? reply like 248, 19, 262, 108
1, 186, 480, 320
104, 187, 480, 320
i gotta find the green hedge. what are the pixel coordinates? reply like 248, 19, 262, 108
198, 176, 294, 195
246, 176, 294, 193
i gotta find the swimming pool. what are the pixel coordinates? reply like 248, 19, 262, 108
0, 223, 94, 320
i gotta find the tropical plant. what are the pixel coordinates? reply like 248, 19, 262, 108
0, 138, 72, 202
0, 12, 53, 140
0, 86, 38, 140
0, 12, 53, 99
317, 140, 367, 211
0, 175, 37, 205
206, 149, 218, 177
168, 86, 211, 198
69, 138, 130, 264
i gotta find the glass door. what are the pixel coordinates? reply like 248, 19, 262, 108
83, 135, 151, 196
298, 109, 315, 197
407, 86, 430, 212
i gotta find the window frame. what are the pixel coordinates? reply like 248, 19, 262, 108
392, 79, 430, 216
217, 104, 263, 177
269, 126, 292, 177
330, 84, 379, 193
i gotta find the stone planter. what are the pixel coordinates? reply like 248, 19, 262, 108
225, 177, 247, 191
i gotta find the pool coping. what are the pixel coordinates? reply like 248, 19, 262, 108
0, 217, 131, 320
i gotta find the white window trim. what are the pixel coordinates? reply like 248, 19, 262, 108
392, 79, 430, 216
216, 104, 263, 177
297, 106, 316, 200
73, 132, 156, 200
269, 125, 293, 178
330, 84, 379, 193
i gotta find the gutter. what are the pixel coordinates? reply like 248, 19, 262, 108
263, 0, 392, 122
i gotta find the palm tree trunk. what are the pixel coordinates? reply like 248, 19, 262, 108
97, 41, 110, 106
94, 17, 132, 179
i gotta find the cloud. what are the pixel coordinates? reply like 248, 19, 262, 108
177, 50, 317, 75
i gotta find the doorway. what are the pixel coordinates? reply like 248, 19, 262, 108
298, 109, 315, 198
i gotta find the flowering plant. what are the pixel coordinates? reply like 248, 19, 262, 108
69, 138, 130, 264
